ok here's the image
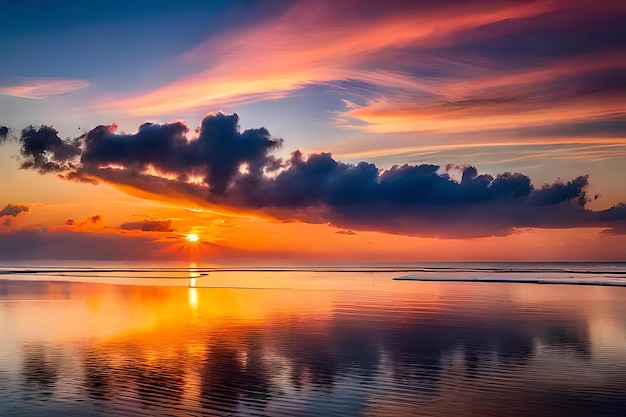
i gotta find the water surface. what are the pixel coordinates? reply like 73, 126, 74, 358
1, 266, 625, 416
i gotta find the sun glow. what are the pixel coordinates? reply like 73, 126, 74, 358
186, 233, 199, 242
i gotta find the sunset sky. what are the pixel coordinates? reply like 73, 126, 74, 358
1, 0, 626, 263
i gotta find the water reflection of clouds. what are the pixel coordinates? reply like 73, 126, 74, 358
1, 281, 625, 416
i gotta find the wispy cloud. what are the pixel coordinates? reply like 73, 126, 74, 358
94, 0, 626, 153
341, 52, 626, 135
0, 78, 89, 99
328, 136, 626, 162
103, 0, 574, 115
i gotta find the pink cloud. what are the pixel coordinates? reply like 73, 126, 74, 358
0, 78, 89, 99
103, 0, 566, 115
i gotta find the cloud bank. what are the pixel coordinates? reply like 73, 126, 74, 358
3, 113, 626, 238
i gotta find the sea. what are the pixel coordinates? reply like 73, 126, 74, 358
1, 262, 625, 416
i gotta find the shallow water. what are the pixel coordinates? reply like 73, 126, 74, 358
1, 268, 626, 416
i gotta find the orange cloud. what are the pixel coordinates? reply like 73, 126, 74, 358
343, 95, 626, 134
341, 52, 626, 134
332, 139, 626, 162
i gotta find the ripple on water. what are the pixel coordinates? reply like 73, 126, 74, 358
1, 276, 626, 416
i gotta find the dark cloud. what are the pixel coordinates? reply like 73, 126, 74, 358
599, 204, 626, 235
87, 215, 101, 224
81, 113, 283, 193
2, 113, 626, 238
119, 219, 174, 232
601, 225, 626, 236
17, 125, 82, 173
0, 204, 29, 218
0, 126, 8, 141
529, 176, 589, 207
65, 215, 102, 227
2, 219, 11, 227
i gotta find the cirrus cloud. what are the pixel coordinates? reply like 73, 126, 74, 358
0, 78, 89, 99
98, 0, 626, 149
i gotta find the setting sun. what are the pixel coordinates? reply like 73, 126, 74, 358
186, 233, 199, 242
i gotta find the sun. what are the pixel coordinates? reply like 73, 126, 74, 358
186, 233, 199, 242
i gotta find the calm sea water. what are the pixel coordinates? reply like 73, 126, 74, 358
1, 263, 626, 416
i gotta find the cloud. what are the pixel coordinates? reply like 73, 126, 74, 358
335, 230, 356, 235
81, 113, 282, 193
601, 226, 626, 236
0, 126, 8, 141
119, 219, 175, 233
125, 0, 574, 116
95, 0, 626, 150
87, 215, 101, 224
0, 204, 29, 218
0, 78, 89, 99
333, 50, 626, 137
64, 215, 102, 228
0, 229, 171, 260
16, 125, 82, 173
3, 113, 626, 238
2, 219, 11, 227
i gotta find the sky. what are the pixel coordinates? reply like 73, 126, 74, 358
1, 0, 626, 263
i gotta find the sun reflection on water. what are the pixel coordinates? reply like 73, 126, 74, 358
189, 262, 199, 288
2, 276, 626, 416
